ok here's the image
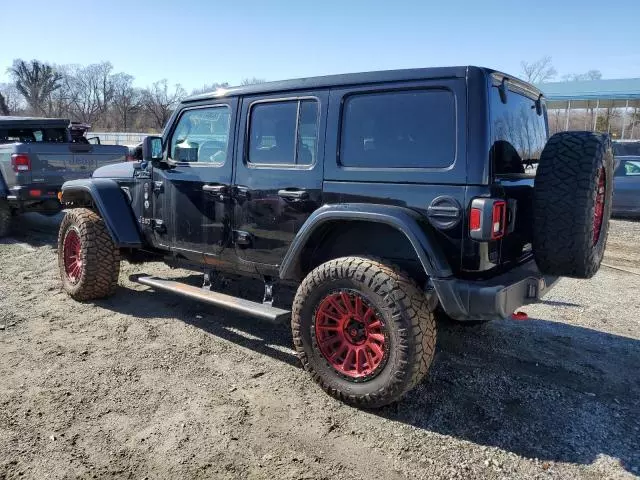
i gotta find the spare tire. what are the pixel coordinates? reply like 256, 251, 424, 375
533, 131, 613, 279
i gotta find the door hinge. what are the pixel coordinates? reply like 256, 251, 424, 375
152, 219, 167, 233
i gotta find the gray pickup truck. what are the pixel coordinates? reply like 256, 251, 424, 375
0, 116, 128, 236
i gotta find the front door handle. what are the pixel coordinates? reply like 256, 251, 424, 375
278, 189, 309, 201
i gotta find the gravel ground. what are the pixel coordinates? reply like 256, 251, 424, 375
0, 214, 639, 480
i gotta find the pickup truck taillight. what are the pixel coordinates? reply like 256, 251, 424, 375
469, 198, 507, 241
11, 154, 31, 173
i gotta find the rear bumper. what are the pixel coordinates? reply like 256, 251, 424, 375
6, 185, 62, 212
432, 260, 559, 321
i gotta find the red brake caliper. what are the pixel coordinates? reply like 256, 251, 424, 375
314, 291, 386, 379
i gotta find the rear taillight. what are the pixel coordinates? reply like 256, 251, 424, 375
469, 198, 507, 241
469, 207, 482, 231
490, 200, 507, 240
11, 154, 31, 173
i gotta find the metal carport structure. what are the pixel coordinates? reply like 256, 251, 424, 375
537, 78, 640, 139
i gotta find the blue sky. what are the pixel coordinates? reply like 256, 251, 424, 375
1, 0, 639, 92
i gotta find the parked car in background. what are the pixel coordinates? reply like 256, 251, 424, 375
0, 116, 128, 237
613, 156, 640, 217
613, 140, 640, 157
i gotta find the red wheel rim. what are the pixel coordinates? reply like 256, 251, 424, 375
314, 290, 388, 379
63, 229, 83, 284
593, 167, 606, 246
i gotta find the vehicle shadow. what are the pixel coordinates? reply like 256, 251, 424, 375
2, 212, 62, 248
99, 277, 640, 473
96, 274, 299, 368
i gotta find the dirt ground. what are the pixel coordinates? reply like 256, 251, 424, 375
1, 214, 639, 480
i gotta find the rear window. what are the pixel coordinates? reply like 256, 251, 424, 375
0, 127, 68, 144
490, 84, 548, 176
340, 89, 456, 168
613, 142, 640, 156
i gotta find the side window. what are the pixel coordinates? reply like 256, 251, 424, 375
340, 89, 456, 169
248, 99, 319, 166
170, 106, 231, 164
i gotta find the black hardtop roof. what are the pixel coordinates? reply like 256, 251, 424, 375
0, 116, 71, 129
185, 66, 474, 103
183, 66, 543, 104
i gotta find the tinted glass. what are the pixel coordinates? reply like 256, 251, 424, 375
615, 160, 640, 176
0, 127, 67, 144
490, 86, 548, 176
249, 99, 318, 165
170, 106, 231, 163
340, 89, 455, 168
613, 142, 640, 156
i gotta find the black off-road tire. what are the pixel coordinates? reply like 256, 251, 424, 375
291, 257, 436, 408
533, 131, 613, 279
0, 200, 11, 238
58, 208, 120, 300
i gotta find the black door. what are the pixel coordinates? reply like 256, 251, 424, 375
232, 91, 327, 267
151, 99, 237, 259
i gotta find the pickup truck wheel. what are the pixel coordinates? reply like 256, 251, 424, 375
292, 257, 436, 408
57, 208, 120, 300
0, 200, 11, 237
533, 132, 614, 279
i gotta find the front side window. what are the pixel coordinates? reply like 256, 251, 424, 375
340, 89, 456, 169
170, 106, 231, 163
248, 99, 319, 166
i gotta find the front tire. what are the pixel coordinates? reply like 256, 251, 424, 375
58, 208, 120, 300
291, 257, 436, 408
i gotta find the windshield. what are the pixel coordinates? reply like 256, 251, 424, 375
490, 83, 548, 176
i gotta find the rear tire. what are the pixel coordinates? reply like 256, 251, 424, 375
533, 131, 613, 279
0, 200, 10, 238
291, 257, 436, 408
58, 208, 120, 300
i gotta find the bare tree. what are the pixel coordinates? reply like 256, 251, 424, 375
111, 73, 141, 131
520, 56, 557, 84
0, 83, 24, 115
66, 62, 115, 125
240, 77, 266, 86
142, 79, 186, 130
0, 93, 9, 115
562, 70, 603, 82
8, 59, 63, 114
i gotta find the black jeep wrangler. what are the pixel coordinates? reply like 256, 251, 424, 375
57, 66, 613, 407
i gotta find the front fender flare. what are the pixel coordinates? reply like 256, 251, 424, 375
61, 178, 142, 248
279, 204, 453, 281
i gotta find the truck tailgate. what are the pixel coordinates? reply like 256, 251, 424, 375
11, 143, 127, 187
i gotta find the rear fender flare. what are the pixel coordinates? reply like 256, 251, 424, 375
279, 204, 453, 281
60, 178, 142, 248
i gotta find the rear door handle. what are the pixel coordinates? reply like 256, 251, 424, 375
278, 189, 309, 201
202, 184, 227, 193
203, 184, 229, 201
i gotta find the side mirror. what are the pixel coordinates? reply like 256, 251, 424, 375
142, 136, 164, 162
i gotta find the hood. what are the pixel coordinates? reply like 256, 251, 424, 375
92, 161, 141, 179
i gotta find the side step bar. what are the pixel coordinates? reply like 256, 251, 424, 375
134, 275, 291, 324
